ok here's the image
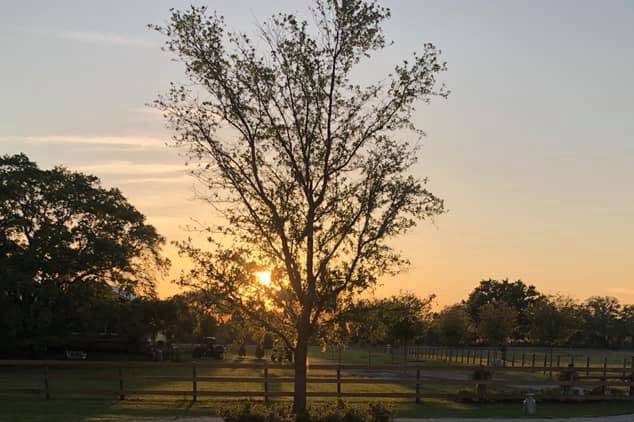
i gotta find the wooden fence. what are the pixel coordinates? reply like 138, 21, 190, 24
1, 360, 633, 403
409, 346, 634, 373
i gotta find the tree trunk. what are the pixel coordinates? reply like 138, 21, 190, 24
293, 336, 309, 413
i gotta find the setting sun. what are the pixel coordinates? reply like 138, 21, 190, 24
255, 271, 271, 287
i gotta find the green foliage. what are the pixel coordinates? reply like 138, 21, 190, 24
343, 293, 434, 347
238, 344, 247, 357
255, 343, 265, 359
154, 0, 447, 411
476, 302, 517, 346
472, 367, 493, 381
526, 295, 577, 347
0, 153, 168, 355
581, 296, 622, 348
263, 333, 275, 349
222, 402, 392, 422
465, 279, 541, 340
433, 304, 473, 346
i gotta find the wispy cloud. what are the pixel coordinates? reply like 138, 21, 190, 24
24, 135, 168, 151
76, 161, 185, 176
118, 175, 192, 184
56, 31, 155, 48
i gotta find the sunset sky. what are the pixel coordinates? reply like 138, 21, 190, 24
2, 0, 633, 306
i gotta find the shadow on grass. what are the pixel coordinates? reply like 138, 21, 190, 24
2, 396, 634, 422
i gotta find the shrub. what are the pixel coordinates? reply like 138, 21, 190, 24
255, 343, 265, 359
472, 367, 493, 397
238, 344, 247, 357
222, 402, 391, 422
368, 403, 391, 422
263, 333, 274, 349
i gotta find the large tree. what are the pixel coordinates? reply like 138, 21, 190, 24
581, 296, 622, 348
0, 154, 168, 354
476, 302, 518, 349
526, 295, 578, 347
465, 278, 541, 340
433, 304, 473, 346
154, 0, 447, 411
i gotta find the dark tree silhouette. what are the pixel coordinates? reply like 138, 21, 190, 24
153, 0, 447, 411
0, 154, 168, 354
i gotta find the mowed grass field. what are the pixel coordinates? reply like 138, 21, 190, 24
1, 346, 634, 421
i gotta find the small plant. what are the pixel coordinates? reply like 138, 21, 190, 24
368, 403, 391, 422
223, 402, 391, 422
238, 344, 247, 357
472, 367, 493, 380
472, 366, 493, 397
255, 343, 265, 359
271, 342, 294, 363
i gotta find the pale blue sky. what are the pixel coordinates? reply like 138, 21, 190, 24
2, 1, 633, 304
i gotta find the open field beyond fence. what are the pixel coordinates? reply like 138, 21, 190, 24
2, 349, 634, 422
1, 359, 633, 402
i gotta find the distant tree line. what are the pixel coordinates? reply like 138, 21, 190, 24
343, 280, 634, 350
3, 154, 633, 357
0, 154, 309, 358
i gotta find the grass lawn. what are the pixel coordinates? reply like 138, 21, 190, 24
1, 346, 633, 421
2, 396, 634, 422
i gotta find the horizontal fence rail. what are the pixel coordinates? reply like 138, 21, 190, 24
1, 360, 633, 403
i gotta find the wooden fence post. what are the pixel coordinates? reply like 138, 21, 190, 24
511, 351, 515, 367
631, 357, 634, 397
531, 353, 536, 371
118, 367, 124, 400
44, 367, 50, 400
586, 356, 590, 376
486, 350, 490, 367
549, 354, 553, 379
543, 355, 548, 375
415, 368, 421, 404
263, 363, 269, 403
192, 364, 197, 402
521, 353, 525, 367
602, 357, 607, 395
336, 365, 342, 406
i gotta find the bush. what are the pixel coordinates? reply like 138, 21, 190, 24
472, 367, 493, 397
271, 344, 293, 363
368, 403, 391, 422
238, 344, 247, 357
263, 333, 274, 349
255, 343, 265, 359
222, 402, 392, 422
472, 367, 493, 380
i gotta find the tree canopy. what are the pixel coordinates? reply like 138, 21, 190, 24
153, 0, 447, 411
0, 153, 168, 354
465, 278, 541, 340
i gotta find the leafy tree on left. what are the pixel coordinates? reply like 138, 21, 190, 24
0, 154, 169, 356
